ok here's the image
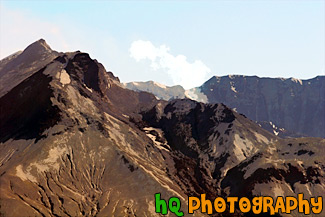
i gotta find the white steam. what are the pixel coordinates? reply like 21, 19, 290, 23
129, 40, 210, 89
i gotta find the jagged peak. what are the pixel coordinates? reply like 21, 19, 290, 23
34, 39, 51, 49
22, 38, 53, 55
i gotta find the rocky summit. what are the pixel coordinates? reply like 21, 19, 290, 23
0, 40, 324, 217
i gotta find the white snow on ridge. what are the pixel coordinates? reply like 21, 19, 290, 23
153, 81, 167, 89
291, 77, 303, 85
229, 81, 238, 93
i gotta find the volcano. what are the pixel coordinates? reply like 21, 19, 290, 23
0, 40, 324, 217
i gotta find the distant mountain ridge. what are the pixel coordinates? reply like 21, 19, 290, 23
123, 75, 325, 138
122, 81, 186, 100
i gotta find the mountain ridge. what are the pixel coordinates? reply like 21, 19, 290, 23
0, 40, 324, 217
124, 75, 325, 138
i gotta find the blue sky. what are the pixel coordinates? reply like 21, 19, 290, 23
1, 1, 324, 88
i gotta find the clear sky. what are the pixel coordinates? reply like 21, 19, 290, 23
0, 0, 324, 89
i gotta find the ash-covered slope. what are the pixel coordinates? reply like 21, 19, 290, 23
123, 75, 325, 138
0, 40, 324, 217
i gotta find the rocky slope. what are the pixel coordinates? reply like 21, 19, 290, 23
124, 75, 325, 138
0, 40, 324, 217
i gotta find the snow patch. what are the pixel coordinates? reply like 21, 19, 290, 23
230, 85, 237, 93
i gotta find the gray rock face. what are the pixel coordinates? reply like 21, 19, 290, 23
0, 40, 324, 217
200, 75, 325, 138
124, 75, 325, 138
